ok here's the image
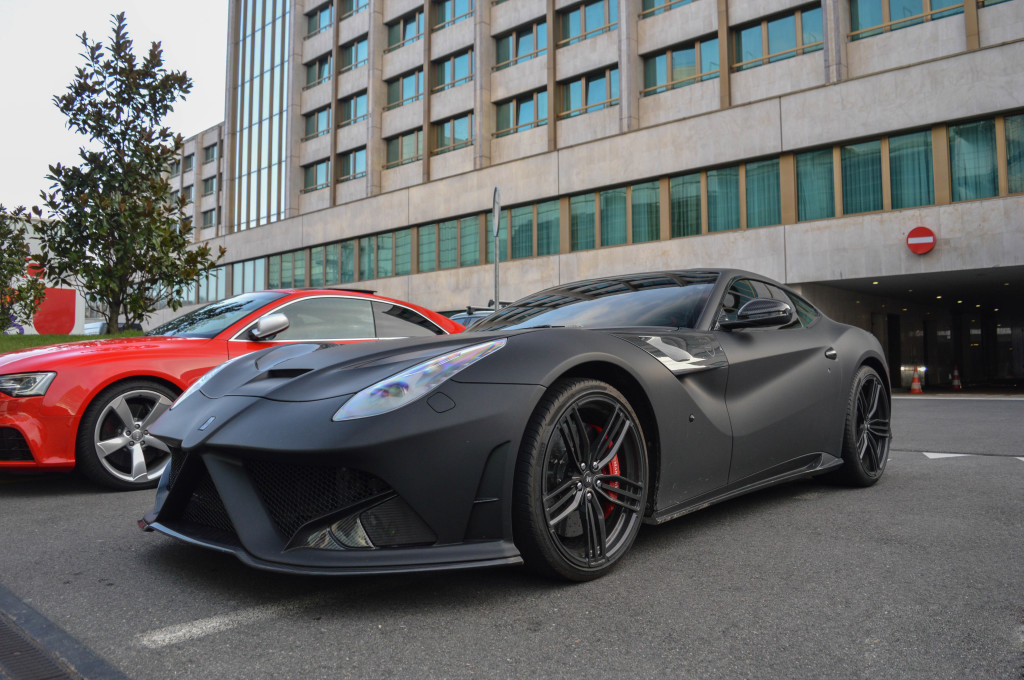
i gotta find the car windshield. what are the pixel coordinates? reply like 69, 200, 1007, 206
469, 272, 719, 332
146, 292, 288, 338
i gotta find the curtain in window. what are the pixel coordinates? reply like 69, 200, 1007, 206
670, 174, 701, 237
796, 150, 834, 221
842, 141, 882, 214
292, 253, 306, 288
949, 119, 997, 202
268, 256, 281, 288
631, 182, 660, 243
485, 212, 508, 262
707, 167, 740, 231
600, 188, 627, 246
394, 229, 412, 275
310, 247, 324, 286
460, 216, 480, 266
570, 194, 596, 251
418, 225, 436, 272
745, 159, 781, 228
536, 201, 560, 255
439, 221, 458, 269
889, 131, 933, 209
1007, 114, 1024, 194
326, 243, 340, 284
376, 233, 393, 278
510, 207, 533, 259
340, 241, 355, 283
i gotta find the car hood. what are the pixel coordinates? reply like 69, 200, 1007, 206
0, 336, 213, 372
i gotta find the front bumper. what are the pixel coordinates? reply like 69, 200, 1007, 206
140, 381, 544, 575
0, 397, 76, 468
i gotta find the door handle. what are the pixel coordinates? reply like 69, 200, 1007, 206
825, 347, 838, 360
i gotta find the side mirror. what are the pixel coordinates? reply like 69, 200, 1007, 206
250, 313, 290, 340
719, 299, 793, 331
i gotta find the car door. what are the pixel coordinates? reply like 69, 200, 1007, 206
713, 278, 840, 484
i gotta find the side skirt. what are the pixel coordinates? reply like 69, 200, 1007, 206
646, 453, 843, 525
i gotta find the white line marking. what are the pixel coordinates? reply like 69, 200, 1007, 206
1018, 458, 1024, 463
907, 236, 935, 244
922, 452, 969, 459
137, 597, 316, 649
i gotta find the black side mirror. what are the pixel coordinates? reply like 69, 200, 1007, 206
719, 299, 793, 331
250, 312, 290, 340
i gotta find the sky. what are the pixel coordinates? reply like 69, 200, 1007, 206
0, 0, 229, 210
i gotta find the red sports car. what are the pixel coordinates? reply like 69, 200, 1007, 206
0, 289, 463, 490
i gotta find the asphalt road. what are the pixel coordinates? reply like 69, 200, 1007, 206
1, 397, 1021, 679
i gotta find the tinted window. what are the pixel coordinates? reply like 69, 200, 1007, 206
147, 292, 287, 338
268, 297, 375, 341
470, 272, 718, 331
717, 278, 804, 329
372, 302, 444, 337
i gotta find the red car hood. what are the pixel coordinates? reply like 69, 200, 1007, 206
0, 336, 214, 372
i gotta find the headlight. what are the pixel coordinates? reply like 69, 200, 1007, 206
332, 339, 506, 421
171, 355, 248, 410
0, 372, 57, 397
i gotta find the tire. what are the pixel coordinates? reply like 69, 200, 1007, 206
75, 379, 178, 491
513, 378, 648, 581
831, 366, 892, 487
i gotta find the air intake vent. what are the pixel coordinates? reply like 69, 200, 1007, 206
0, 428, 33, 462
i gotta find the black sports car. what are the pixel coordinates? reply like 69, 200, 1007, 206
140, 270, 892, 581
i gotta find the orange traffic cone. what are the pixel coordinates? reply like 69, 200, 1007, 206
910, 366, 923, 394
952, 366, 962, 391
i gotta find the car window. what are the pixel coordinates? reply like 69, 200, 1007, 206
372, 302, 445, 337
148, 292, 288, 338
269, 297, 375, 341
789, 293, 821, 327
718, 279, 799, 329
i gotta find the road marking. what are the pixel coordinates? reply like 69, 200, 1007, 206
893, 396, 1024, 401
922, 452, 970, 459
137, 596, 318, 649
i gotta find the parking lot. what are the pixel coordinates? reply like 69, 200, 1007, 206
1, 396, 1022, 679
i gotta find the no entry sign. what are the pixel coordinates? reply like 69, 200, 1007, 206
906, 226, 936, 255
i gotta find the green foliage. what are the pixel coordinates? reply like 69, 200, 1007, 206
0, 205, 47, 334
35, 12, 225, 330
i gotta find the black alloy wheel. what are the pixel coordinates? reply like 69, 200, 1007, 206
834, 366, 892, 487
514, 378, 648, 581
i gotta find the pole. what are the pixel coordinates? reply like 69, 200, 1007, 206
492, 187, 501, 310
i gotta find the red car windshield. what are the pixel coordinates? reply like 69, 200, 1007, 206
146, 292, 288, 339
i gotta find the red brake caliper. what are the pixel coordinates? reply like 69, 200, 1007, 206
589, 425, 620, 518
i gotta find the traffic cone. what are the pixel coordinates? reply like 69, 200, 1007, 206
952, 366, 962, 391
910, 366, 923, 394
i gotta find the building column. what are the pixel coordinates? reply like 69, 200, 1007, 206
619, 0, 640, 133
473, 0, 493, 169
367, 0, 386, 197
822, 0, 850, 84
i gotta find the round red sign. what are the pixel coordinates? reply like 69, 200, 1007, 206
906, 226, 936, 255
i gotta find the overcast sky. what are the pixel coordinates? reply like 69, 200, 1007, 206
0, 0, 228, 209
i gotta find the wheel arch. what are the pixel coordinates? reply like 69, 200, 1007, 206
859, 355, 892, 399
74, 375, 184, 454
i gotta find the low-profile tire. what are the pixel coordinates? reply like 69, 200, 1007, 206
831, 366, 892, 487
513, 378, 648, 581
75, 379, 178, 491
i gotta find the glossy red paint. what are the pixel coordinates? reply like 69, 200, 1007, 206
0, 289, 463, 472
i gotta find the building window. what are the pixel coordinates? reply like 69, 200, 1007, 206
338, 148, 366, 182
496, 90, 548, 137
632, 181, 660, 243
601, 188, 627, 246
707, 166, 739, 232
387, 11, 425, 52
570, 193, 596, 251
670, 173, 701, 237
340, 37, 368, 73
183, 154, 194, 173
268, 251, 306, 289
434, 113, 473, 155
486, 211, 509, 263
889, 130, 934, 209
303, 107, 331, 140
418, 224, 437, 272
508, 207, 532, 259
559, 0, 618, 47
182, 185, 194, 204
169, 159, 181, 176
341, 0, 368, 19
537, 201, 560, 255
305, 54, 331, 88
560, 67, 619, 119
495, 21, 547, 70
734, 6, 823, 71
796, 149, 835, 221
1007, 113, 1024, 194
305, 3, 332, 37
201, 208, 218, 229
359, 236, 375, 280
339, 92, 368, 127
439, 220, 458, 269
202, 176, 218, 196
197, 266, 227, 304
385, 130, 424, 168
842, 140, 883, 214
303, 159, 330, 192
385, 69, 425, 110
640, 0, 693, 19
232, 259, 265, 295
377, 233, 393, 278
434, 0, 473, 30
459, 216, 480, 266
949, 119, 997, 202
850, 0, 964, 40
746, 159, 781, 228
309, 243, 352, 286
203, 143, 218, 164
433, 49, 473, 92
642, 36, 719, 96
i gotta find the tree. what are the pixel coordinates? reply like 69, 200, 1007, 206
35, 12, 224, 331
0, 206, 47, 335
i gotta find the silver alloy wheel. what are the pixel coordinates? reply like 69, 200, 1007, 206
92, 388, 174, 484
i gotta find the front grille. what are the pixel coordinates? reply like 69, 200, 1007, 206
181, 465, 236, 536
245, 460, 391, 540
167, 449, 189, 490
0, 428, 33, 462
